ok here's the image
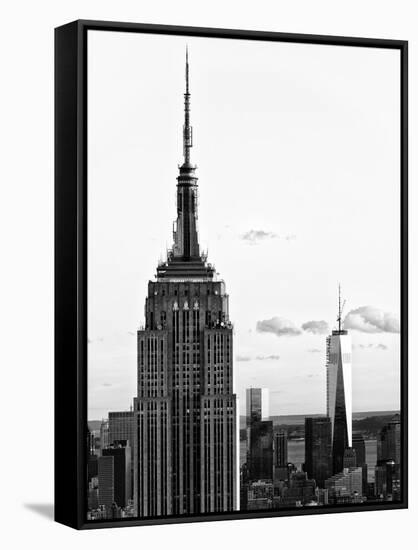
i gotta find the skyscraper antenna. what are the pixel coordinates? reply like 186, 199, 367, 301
337, 283, 346, 332
338, 284, 341, 332
183, 45, 193, 164
186, 45, 189, 93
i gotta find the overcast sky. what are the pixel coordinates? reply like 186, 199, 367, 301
87, 30, 401, 420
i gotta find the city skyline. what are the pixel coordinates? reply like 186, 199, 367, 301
86, 45, 402, 521
88, 390, 402, 519
88, 32, 401, 420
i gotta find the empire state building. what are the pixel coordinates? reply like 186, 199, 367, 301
134, 51, 239, 518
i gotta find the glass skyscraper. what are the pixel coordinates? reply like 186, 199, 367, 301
245, 388, 272, 482
326, 290, 352, 474
246, 388, 269, 426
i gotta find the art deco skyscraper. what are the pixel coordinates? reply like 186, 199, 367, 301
326, 287, 352, 474
134, 51, 239, 518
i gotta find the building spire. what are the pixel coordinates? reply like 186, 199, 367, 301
336, 284, 346, 332
156, 49, 215, 279
183, 46, 193, 165
186, 45, 189, 93
170, 47, 200, 262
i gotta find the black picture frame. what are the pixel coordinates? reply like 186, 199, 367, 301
55, 19, 408, 530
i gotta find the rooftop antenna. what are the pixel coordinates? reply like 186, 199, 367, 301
182, 45, 193, 164
337, 283, 346, 332
185, 44, 189, 93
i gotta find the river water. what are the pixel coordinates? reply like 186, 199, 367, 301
241, 439, 377, 482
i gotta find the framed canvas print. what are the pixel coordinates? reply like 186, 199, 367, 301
55, 20, 408, 529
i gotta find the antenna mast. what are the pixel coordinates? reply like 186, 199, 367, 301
337, 284, 346, 332
183, 45, 193, 165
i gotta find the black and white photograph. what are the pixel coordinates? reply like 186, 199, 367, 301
84, 28, 405, 524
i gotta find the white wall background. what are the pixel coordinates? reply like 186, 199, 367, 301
0, 0, 416, 549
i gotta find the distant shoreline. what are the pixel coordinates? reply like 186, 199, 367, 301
88, 410, 400, 428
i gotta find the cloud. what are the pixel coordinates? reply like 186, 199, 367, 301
285, 234, 296, 241
377, 343, 388, 350
256, 317, 302, 337
307, 348, 321, 353
344, 306, 400, 333
241, 229, 277, 244
355, 343, 388, 351
236, 355, 251, 362
236, 354, 281, 362
302, 320, 329, 334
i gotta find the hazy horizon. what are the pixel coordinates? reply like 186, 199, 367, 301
88, 408, 400, 423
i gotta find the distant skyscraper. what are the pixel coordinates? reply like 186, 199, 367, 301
343, 447, 357, 469
375, 459, 400, 500
134, 50, 238, 518
87, 426, 98, 484
88, 477, 99, 511
377, 414, 401, 464
375, 414, 401, 501
326, 287, 352, 474
87, 426, 95, 455
246, 388, 273, 481
109, 411, 135, 448
304, 417, 332, 488
352, 433, 366, 466
98, 455, 115, 511
274, 429, 288, 467
247, 420, 274, 481
102, 441, 132, 508
109, 410, 135, 502
246, 388, 269, 426
99, 419, 109, 454
352, 432, 368, 493
88, 454, 98, 483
